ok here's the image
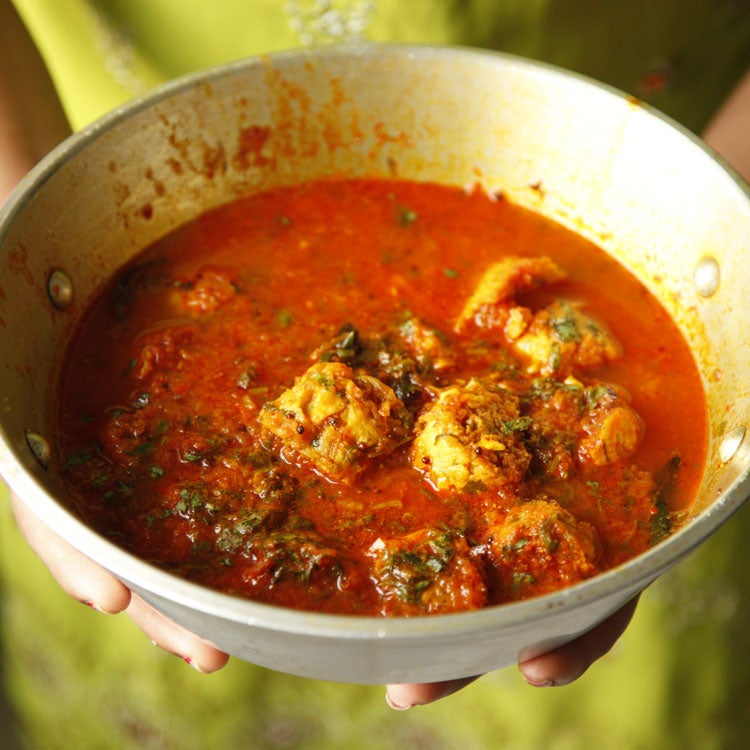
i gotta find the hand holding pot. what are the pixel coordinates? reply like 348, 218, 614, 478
10, 486, 638, 704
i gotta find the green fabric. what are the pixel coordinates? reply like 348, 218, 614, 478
3, 1, 750, 748
10, 0, 750, 131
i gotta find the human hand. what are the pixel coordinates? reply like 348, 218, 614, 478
9, 489, 229, 673
385, 594, 640, 709
9, 486, 637, 691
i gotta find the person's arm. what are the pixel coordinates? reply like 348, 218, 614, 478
702, 68, 750, 182
0, 0, 70, 201
9, 491, 229, 671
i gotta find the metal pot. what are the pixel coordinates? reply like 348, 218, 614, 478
1, 45, 748, 684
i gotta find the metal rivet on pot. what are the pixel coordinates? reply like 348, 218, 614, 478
719, 426, 745, 464
694, 256, 720, 298
25, 430, 51, 468
48, 269, 74, 310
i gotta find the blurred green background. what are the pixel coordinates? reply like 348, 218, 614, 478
3, 2, 750, 747
2, 481, 749, 750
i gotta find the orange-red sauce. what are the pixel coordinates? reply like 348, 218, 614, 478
56, 179, 707, 616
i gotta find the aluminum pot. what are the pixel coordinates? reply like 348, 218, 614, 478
1, 45, 749, 685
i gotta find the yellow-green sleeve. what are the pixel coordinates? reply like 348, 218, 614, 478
10, 0, 750, 132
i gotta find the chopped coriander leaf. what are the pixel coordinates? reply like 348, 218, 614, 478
397, 207, 418, 226
376, 529, 457, 604
651, 503, 672, 544
503, 416, 533, 433
584, 384, 611, 409
319, 324, 361, 363
89, 473, 110, 488
511, 538, 529, 552
547, 343, 562, 372
62, 450, 94, 470
463, 480, 487, 494
154, 419, 170, 435
553, 317, 581, 342
178, 486, 208, 509
127, 441, 153, 457
512, 572, 536, 589
118, 482, 135, 497
191, 540, 212, 556
651, 455, 682, 544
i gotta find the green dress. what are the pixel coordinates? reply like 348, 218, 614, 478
2, 1, 749, 748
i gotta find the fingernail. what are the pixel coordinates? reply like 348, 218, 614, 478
385, 693, 413, 711
526, 678, 556, 688
183, 656, 208, 674
82, 600, 114, 615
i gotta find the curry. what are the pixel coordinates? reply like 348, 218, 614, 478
55, 178, 707, 616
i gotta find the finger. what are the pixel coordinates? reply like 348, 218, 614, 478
125, 593, 230, 673
385, 595, 641, 709
518, 594, 640, 687
385, 675, 480, 710
10, 490, 131, 614
10, 490, 230, 673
